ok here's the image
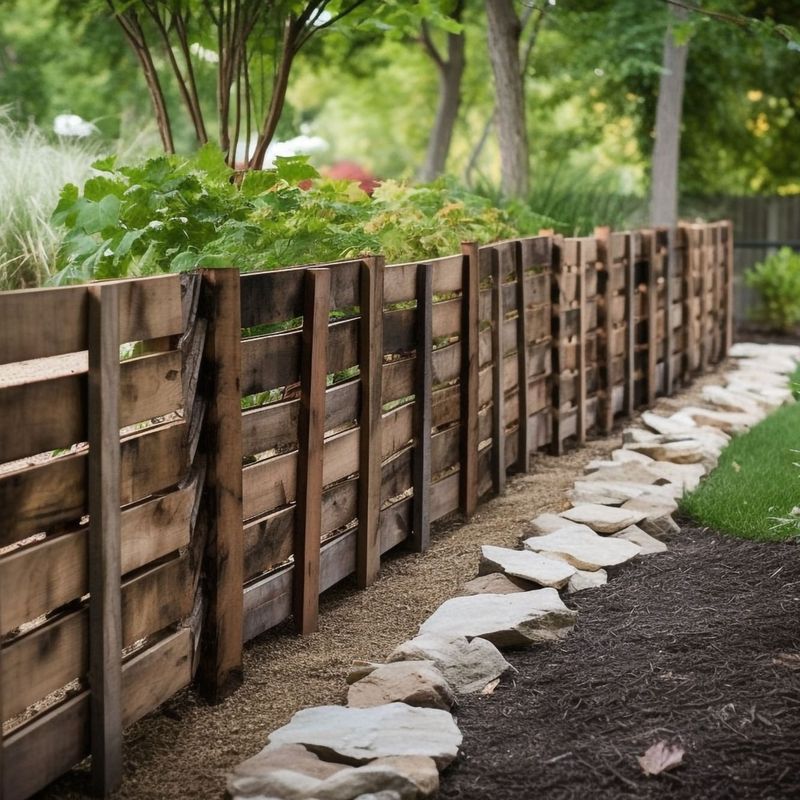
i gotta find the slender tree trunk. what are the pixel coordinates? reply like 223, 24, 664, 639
649, 5, 689, 228
418, 21, 465, 182
485, 0, 529, 199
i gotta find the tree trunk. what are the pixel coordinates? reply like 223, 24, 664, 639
417, 29, 465, 182
485, 0, 529, 199
649, 5, 689, 228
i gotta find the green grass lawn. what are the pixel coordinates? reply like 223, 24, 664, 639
680, 383, 800, 541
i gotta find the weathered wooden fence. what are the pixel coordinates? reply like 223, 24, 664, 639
0, 221, 732, 799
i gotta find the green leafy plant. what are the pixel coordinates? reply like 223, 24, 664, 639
51, 143, 549, 283
744, 247, 800, 332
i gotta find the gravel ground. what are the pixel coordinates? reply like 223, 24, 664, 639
41, 369, 728, 799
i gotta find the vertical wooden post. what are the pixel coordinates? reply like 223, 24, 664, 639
198, 268, 243, 703
646, 231, 658, 406
459, 243, 480, 518
0, 582, 4, 800
725, 220, 735, 355
699, 227, 710, 373
550, 236, 564, 456
681, 225, 695, 380
625, 232, 637, 417
664, 228, 675, 395
514, 242, 531, 471
491, 248, 505, 493
576, 241, 588, 445
357, 256, 384, 588
595, 227, 614, 434
87, 283, 123, 796
294, 268, 330, 634
409, 263, 432, 552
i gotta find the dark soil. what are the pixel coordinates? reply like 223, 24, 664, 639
439, 521, 800, 800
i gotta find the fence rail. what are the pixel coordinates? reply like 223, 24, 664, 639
0, 221, 733, 799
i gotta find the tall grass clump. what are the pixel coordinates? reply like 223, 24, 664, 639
0, 113, 99, 290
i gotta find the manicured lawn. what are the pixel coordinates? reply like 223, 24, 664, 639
680, 397, 800, 542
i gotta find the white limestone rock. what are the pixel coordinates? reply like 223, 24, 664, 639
311, 764, 421, 800
459, 573, 529, 596
567, 568, 608, 593
525, 513, 595, 537
672, 406, 757, 434
612, 524, 668, 554
621, 497, 679, 537
388, 634, 512, 694
369, 757, 440, 797
418, 590, 577, 647
559, 503, 647, 534
479, 545, 576, 589
611, 449, 655, 464
522, 526, 641, 570
641, 410, 696, 436
702, 385, 765, 417
268, 703, 462, 769
623, 438, 707, 464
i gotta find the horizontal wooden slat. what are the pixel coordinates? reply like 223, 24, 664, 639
2, 629, 191, 800
240, 260, 362, 328
383, 298, 462, 355
430, 471, 460, 522
0, 350, 183, 464
0, 421, 188, 547
382, 340, 461, 404
0, 275, 183, 365
383, 254, 463, 304
241, 317, 359, 397
0, 479, 195, 635
2, 555, 192, 723
431, 424, 460, 476
242, 426, 359, 521
241, 378, 360, 457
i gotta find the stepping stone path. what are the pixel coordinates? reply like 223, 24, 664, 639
227, 342, 798, 800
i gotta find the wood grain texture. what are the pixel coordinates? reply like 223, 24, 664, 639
645, 231, 658, 406
0, 275, 183, 366
514, 241, 531, 471
409, 263, 432, 553
490, 248, 505, 494
198, 268, 244, 703
293, 269, 330, 634
595, 226, 615, 434
664, 228, 675, 394
576, 242, 588, 445
87, 283, 123, 796
625, 232, 637, 416
550, 236, 565, 456
357, 256, 384, 588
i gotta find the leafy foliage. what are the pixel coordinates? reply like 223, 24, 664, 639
744, 247, 800, 332
51, 144, 549, 283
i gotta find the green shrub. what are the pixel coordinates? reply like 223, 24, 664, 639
745, 247, 800, 332
51, 144, 554, 284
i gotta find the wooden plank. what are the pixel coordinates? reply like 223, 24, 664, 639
431, 471, 460, 522
514, 241, 531, 471
550, 236, 565, 456
0, 275, 183, 366
460, 243, 479, 516
490, 249, 505, 493
576, 243, 588, 445
623, 232, 636, 417
409, 264, 432, 553
725, 220, 734, 355
198, 268, 244, 703
0, 350, 183, 465
595, 226, 615, 433
0, 557, 4, 794
645, 232, 658, 405
1, 629, 191, 800
699, 226, 710, 372
383, 253, 463, 305
357, 256, 384, 588
240, 317, 358, 398
383, 298, 462, 355
293, 269, 329, 635
0, 419, 187, 548
86, 283, 123, 796
239, 259, 361, 328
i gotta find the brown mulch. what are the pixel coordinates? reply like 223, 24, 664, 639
439, 522, 800, 800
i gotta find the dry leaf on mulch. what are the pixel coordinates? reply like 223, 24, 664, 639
638, 741, 685, 776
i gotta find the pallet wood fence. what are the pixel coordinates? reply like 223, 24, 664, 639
0, 221, 732, 799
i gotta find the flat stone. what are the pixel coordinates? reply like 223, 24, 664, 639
724, 369, 788, 388
418, 590, 577, 647
347, 661, 381, 685
228, 767, 321, 799
567, 485, 627, 506
459, 573, 529, 596
369, 757, 439, 797
672, 406, 758, 434
525, 513, 595, 536
560, 504, 647, 534
388, 634, 512, 695
641, 410, 696, 436
730, 342, 800, 360
567, 568, 608, 593
613, 524, 668, 554
479, 545, 576, 589
571, 480, 675, 507
623, 427, 660, 444
523, 527, 641, 569
644, 461, 706, 491
347, 661, 456, 711
702, 385, 765, 416
228, 743, 346, 797
581, 463, 662, 485
583, 458, 619, 473
621, 497, 679, 537
311, 763, 420, 800
735, 354, 797, 374
354, 793, 403, 800
611, 449, 654, 464
623, 439, 707, 464
268, 704, 462, 769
